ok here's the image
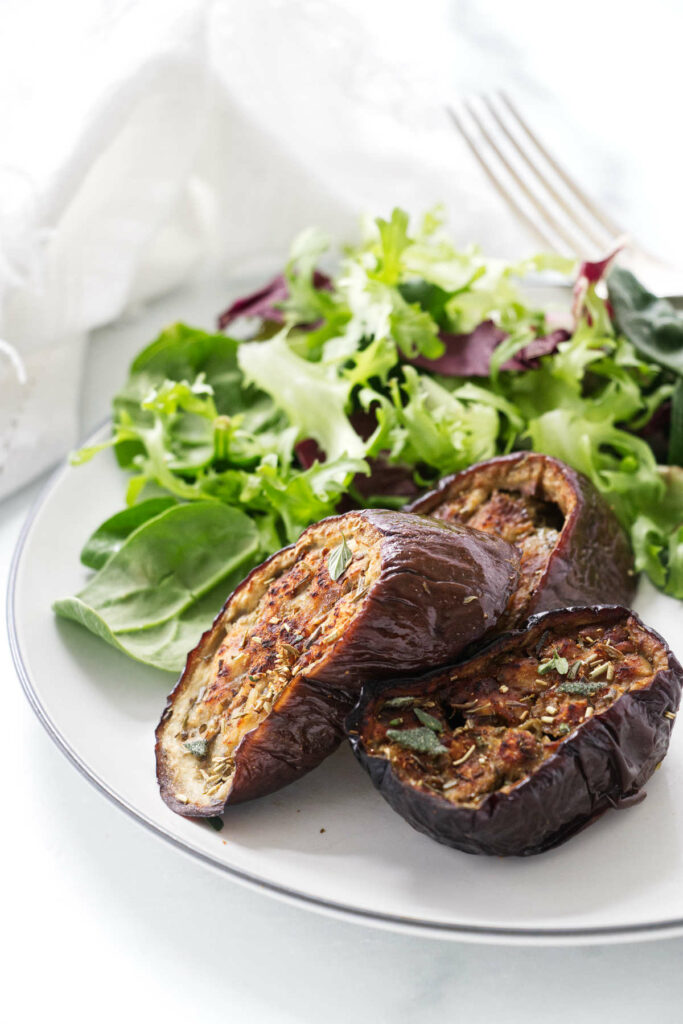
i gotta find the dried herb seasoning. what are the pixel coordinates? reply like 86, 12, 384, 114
557, 680, 606, 697
328, 534, 352, 581
538, 649, 569, 676
385, 727, 448, 756
414, 707, 443, 732
184, 739, 209, 757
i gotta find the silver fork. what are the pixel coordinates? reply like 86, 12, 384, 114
447, 93, 682, 303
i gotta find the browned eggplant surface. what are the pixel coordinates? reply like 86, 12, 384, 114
406, 453, 635, 627
156, 509, 519, 816
348, 606, 682, 856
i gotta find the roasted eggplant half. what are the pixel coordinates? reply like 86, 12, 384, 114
156, 508, 519, 816
348, 606, 682, 856
406, 452, 635, 627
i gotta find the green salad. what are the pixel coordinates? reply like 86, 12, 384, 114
54, 208, 683, 672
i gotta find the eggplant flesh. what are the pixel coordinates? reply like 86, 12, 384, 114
406, 453, 636, 627
348, 606, 682, 856
155, 508, 519, 817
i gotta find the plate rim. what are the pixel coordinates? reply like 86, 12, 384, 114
8, 432, 683, 946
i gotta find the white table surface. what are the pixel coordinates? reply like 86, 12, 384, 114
5, 2, 683, 1021
5, 286, 683, 1024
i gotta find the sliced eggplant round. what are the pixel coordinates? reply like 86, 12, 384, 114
406, 452, 635, 627
155, 508, 519, 817
348, 606, 682, 856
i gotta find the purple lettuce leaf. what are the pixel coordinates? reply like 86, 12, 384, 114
405, 320, 570, 377
571, 244, 623, 323
295, 410, 420, 510
218, 271, 332, 330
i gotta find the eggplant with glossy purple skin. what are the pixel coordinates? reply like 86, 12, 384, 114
406, 452, 636, 628
155, 508, 519, 817
348, 605, 682, 857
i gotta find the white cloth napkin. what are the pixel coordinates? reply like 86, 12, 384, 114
0, 0, 530, 501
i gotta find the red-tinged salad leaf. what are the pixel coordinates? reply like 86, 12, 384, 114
571, 244, 623, 323
508, 329, 572, 370
635, 400, 672, 465
218, 274, 289, 329
59, 208, 683, 674
295, 437, 325, 470
295, 412, 419, 510
217, 271, 333, 330
346, 456, 420, 506
406, 322, 570, 377
407, 321, 504, 376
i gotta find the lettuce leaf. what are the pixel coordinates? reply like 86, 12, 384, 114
237, 330, 365, 461
62, 209, 683, 673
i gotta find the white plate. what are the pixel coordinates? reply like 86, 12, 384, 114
9, 427, 683, 945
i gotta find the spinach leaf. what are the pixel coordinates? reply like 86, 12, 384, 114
607, 268, 683, 375
80, 497, 177, 570
54, 503, 260, 658
127, 322, 245, 412
112, 323, 253, 469
55, 564, 258, 673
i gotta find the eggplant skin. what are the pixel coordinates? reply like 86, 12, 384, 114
157, 673, 352, 812
406, 453, 636, 625
155, 509, 519, 815
347, 606, 683, 857
306, 510, 519, 689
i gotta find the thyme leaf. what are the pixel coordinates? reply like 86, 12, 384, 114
414, 707, 443, 732
328, 533, 352, 581
386, 727, 448, 755
557, 680, 605, 696
184, 739, 209, 757
383, 696, 415, 708
538, 649, 569, 676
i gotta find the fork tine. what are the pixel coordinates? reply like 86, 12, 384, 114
462, 98, 592, 258
498, 92, 626, 242
481, 95, 612, 255
446, 105, 560, 253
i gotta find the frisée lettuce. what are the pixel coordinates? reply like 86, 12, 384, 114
54, 208, 683, 671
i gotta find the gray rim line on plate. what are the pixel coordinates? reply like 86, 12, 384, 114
7, 423, 683, 944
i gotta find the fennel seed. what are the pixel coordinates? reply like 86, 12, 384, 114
451, 744, 476, 767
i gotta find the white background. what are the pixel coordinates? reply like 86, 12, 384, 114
4, 2, 683, 1021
